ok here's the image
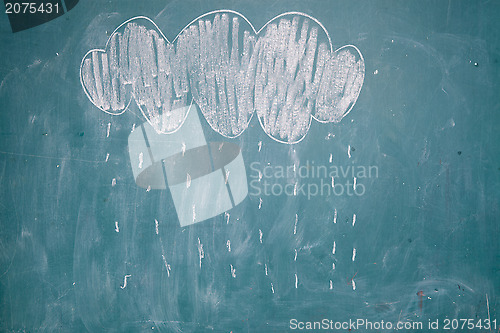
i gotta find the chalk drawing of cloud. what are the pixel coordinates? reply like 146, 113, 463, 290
80, 10, 365, 144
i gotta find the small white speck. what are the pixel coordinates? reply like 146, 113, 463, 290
115, 221, 119, 233
111, 178, 116, 187
374, 69, 379, 75
105, 153, 110, 162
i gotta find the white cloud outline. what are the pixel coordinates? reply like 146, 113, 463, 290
79, 10, 365, 143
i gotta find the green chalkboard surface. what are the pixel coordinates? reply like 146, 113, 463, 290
1, 0, 499, 332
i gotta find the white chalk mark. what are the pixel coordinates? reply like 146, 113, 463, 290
115, 221, 119, 233
120, 275, 132, 289
106, 122, 111, 137
138, 152, 144, 169
352, 279, 356, 290
259, 229, 263, 243
332, 241, 336, 255
230, 264, 236, 278
226, 240, 231, 252
197, 237, 204, 268
348, 145, 351, 158
146, 185, 151, 192
333, 208, 337, 223
295, 273, 298, 288
258, 197, 263, 209
80, 12, 364, 142
373, 69, 378, 75
105, 153, 110, 162
111, 178, 116, 187
192, 204, 196, 222
294, 214, 298, 235
329, 153, 333, 163
161, 254, 171, 277
352, 214, 356, 227
329, 280, 333, 289
271, 282, 275, 293
353, 177, 356, 190
265, 264, 268, 276
186, 173, 191, 188
225, 212, 230, 224
181, 142, 186, 156
258, 141, 262, 152
332, 262, 335, 270
155, 219, 159, 234
352, 248, 356, 261
131, 123, 136, 132
294, 249, 298, 261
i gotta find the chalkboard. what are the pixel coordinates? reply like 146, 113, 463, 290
1, 0, 499, 332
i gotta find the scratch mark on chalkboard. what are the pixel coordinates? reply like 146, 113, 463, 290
230, 264, 236, 278
197, 237, 204, 268
486, 294, 491, 333
120, 274, 132, 289
0, 150, 105, 163
114, 221, 119, 232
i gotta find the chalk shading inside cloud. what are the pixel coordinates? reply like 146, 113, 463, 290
80, 11, 365, 143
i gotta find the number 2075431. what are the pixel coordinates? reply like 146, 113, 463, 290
5, 2, 60, 14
